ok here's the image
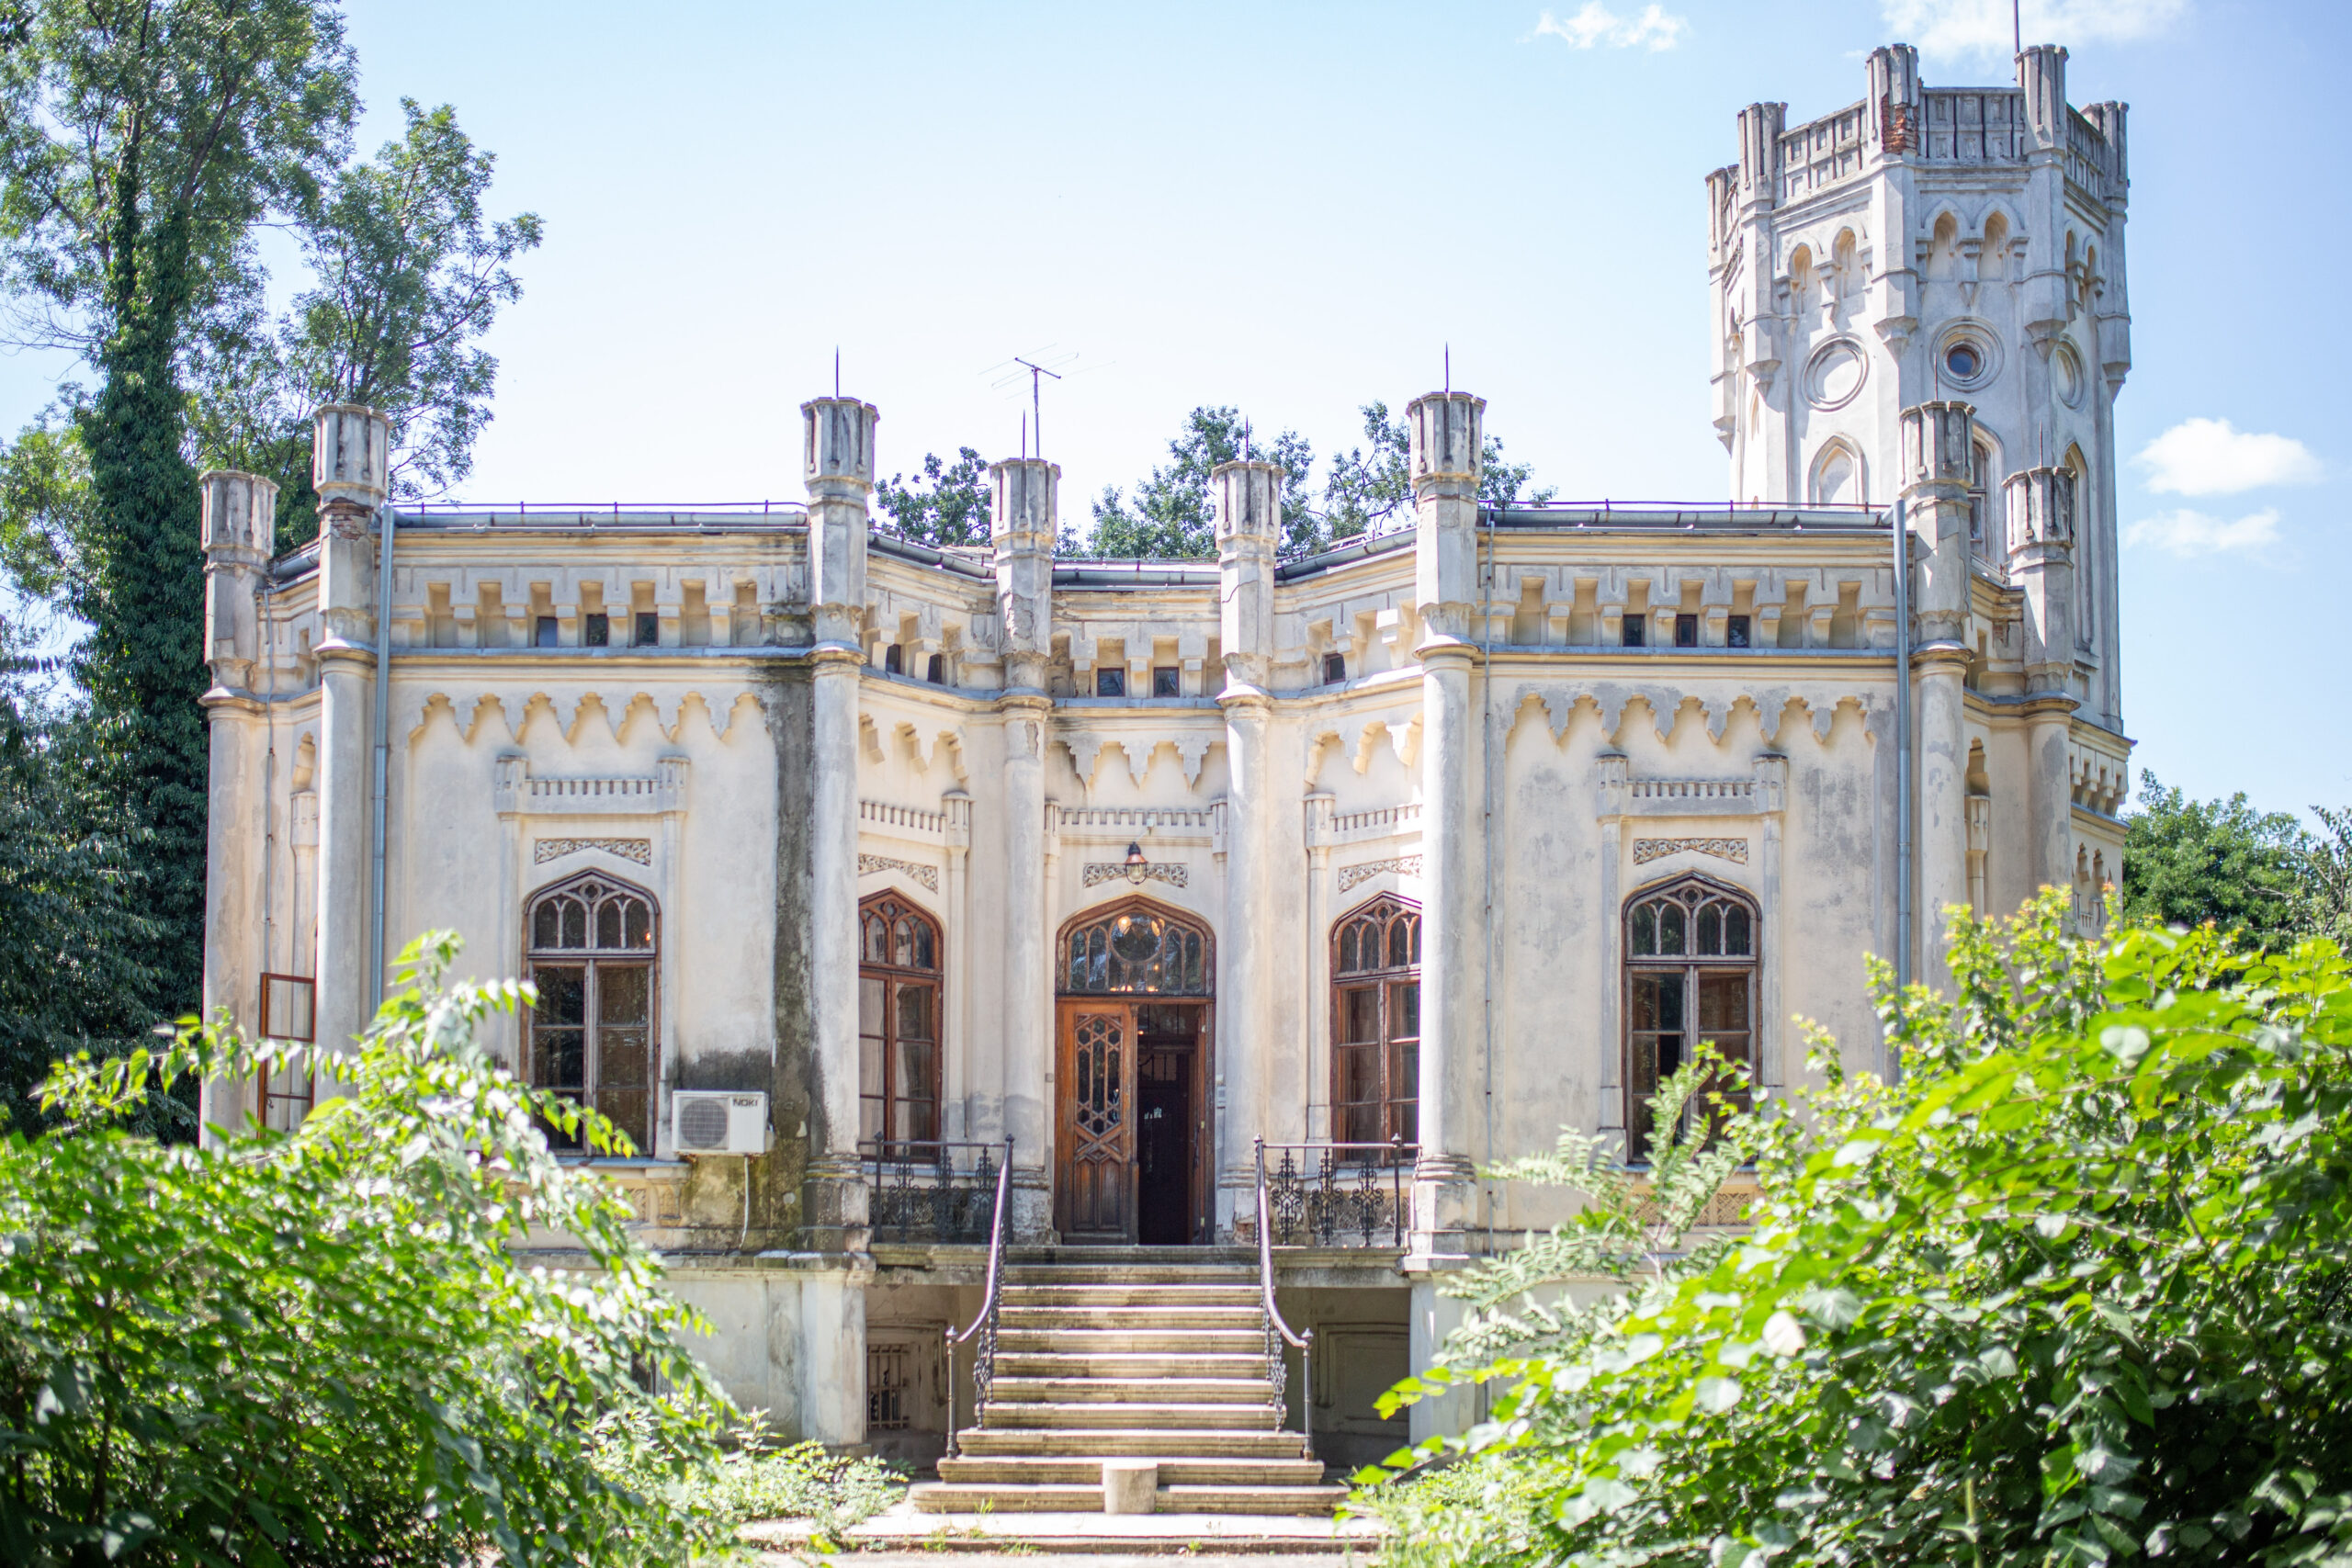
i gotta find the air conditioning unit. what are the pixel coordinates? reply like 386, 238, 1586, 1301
673, 1090, 769, 1156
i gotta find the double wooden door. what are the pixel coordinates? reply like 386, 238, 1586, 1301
1056, 999, 1205, 1244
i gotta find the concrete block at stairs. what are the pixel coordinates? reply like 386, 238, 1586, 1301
1102, 1461, 1158, 1515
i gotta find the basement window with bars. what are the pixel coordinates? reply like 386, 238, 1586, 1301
866, 1342, 913, 1430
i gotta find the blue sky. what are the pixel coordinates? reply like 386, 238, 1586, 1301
0, 0, 2340, 819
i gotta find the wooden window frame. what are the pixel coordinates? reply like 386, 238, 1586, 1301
1329, 893, 1421, 1150
525, 872, 661, 1156
1623, 876, 1758, 1161
254, 972, 318, 1132
860, 892, 944, 1156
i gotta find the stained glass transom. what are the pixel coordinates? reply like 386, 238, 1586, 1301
1060, 904, 1211, 996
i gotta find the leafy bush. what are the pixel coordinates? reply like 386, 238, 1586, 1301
594, 1418, 903, 1538
0, 933, 732, 1566
1367, 893, 2352, 1567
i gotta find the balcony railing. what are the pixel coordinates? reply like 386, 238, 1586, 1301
1251, 1141, 1418, 1249
859, 1139, 1005, 1244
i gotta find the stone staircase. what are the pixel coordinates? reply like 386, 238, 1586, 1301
912, 1251, 1350, 1517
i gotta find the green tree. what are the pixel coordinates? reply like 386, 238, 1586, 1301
1, 933, 732, 1564
876, 446, 993, 547
0, 0, 359, 1024
0, 616, 166, 1132
1320, 400, 1555, 544
2120, 768, 2310, 947
1369, 895, 2352, 1568
1087, 406, 1316, 558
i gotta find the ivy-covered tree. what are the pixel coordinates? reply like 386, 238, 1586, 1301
0, 0, 359, 1026
0, 617, 166, 1132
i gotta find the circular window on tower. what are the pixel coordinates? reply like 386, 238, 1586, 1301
1934, 324, 2000, 393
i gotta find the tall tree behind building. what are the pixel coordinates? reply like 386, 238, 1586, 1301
0, 4, 539, 1054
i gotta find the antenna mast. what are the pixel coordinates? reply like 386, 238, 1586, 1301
1013, 357, 1064, 457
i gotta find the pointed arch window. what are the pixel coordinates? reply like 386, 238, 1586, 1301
1331, 895, 1420, 1146
861, 894, 943, 1152
1060, 900, 1212, 997
526, 874, 658, 1154
1624, 877, 1757, 1156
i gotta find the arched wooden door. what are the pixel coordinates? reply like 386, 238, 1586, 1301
1055, 898, 1213, 1245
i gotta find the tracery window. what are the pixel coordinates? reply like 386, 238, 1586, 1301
860, 894, 943, 1152
1060, 900, 1211, 996
1331, 895, 1420, 1147
526, 874, 658, 1154
1624, 877, 1757, 1156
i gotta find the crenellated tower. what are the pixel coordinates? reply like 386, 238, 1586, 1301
1708, 41, 2131, 732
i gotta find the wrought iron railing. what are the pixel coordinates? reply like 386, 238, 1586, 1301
943, 1136, 1013, 1458
859, 1139, 1005, 1244
1258, 1140, 1417, 1248
1253, 1139, 1315, 1459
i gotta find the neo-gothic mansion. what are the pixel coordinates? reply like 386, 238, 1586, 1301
195, 42, 2132, 1506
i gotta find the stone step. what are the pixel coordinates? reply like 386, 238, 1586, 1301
997, 1326, 1265, 1354
910, 1481, 1351, 1517
1006, 1247, 1256, 1267
995, 1351, 1270, 1380
954, 1427, 1310, 1459
1001, 1283, 1263, 1307
1002, 1265, 1259, 1285
986, 1400, 1280, 1430
937, 1455, 1329, 1488
999, 1303, 1267, 1329
991, 1376, 1274, 1405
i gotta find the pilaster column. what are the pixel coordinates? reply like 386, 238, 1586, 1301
1900, 400, 1975, 986
800, 395, 877, 1251
942, 789, 972, 1140
309, 405, 390, 1066
1213, 459, 1281, 1229
197, 469, 277, 1134
1405, 391, 1486, 1264
1303, 794, 1335, 1140
2007, 465, 2081, 900
991, 457, 1059, 1237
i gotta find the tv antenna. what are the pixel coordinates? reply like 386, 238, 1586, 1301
988, 350, 1079, 458
1012, 357, 1063, 456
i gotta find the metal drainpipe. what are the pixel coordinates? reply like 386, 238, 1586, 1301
368, 502, 395, 1011
1892, 497, 1912, 1080
1479, 501, 1496, 1244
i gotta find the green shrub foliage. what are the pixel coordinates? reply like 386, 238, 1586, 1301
1368, 893, 2352, 1567
0, 933, 731, 1566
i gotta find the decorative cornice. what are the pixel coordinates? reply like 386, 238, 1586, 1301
1339, 854, 1422, 892
1633, 837, 1749, 865
537, 837, 651, 865
1083, 862, 1187, 888
858, 852, 938, 891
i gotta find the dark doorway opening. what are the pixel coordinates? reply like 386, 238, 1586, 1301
1136, 1002, 1201, 1245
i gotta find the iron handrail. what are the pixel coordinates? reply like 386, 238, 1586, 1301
1253, 1138, 1315, 1459
1259, 1139, 1418, 1248
943, 1135, 1014, 1458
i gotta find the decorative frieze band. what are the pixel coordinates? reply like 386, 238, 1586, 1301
1082, 862, 1188, 888
1339, 854, 1422, 892
1632, 837, 1749, 865
858, 852, 939, 892
535, 837, 651, 865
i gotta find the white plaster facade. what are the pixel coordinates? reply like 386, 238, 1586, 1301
195, 43, 2132, 1462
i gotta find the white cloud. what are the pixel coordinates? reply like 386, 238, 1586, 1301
1878, 0, 2185, 59
2136, 417, 2323, 496
1531, 4, 1690, 51
2124, 507, 2279, 558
